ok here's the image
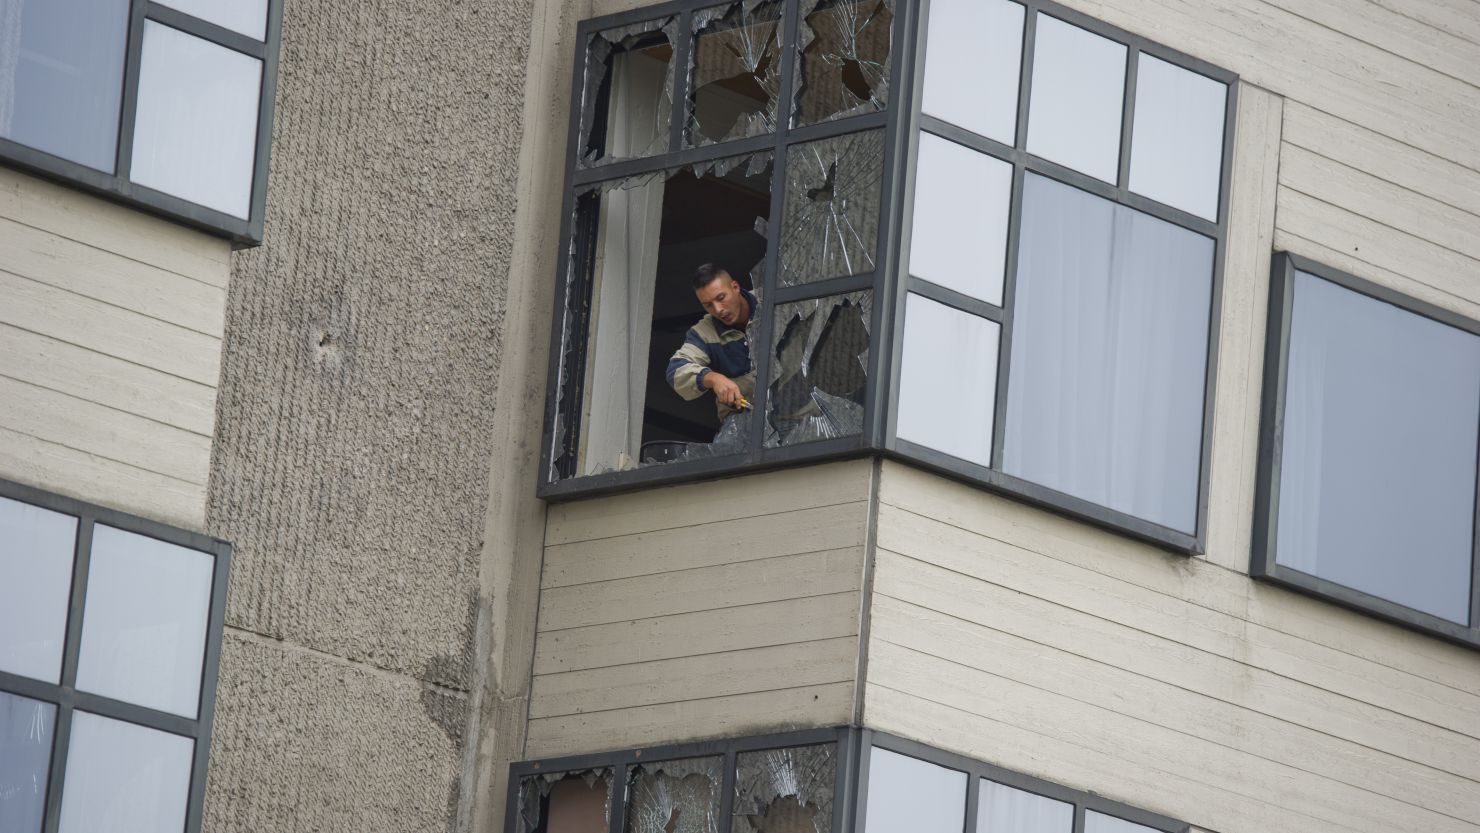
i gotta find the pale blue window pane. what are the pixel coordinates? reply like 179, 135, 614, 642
58, 712, 194, 833
1276, 271, 1480, 625
76, 524, 215, 718
0, 0, 129, 171
156, 0, 269, 40
1003, 174, 1213, 533
1084, 811, 1158, 833
1025, 14, 1125, 183
0, 691, 54, 833
897, 294, 999, 468
978, 780, 1073, 833
921, 0, 1023, 145
0, 496, 77, 683
909, 132, 1013, 305
130, 21, 263, 219
863, 748, 967, 833
1128, 54, 1227, 221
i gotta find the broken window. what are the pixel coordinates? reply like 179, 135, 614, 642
766, 292, 871, 446
779, 130, 883, 286
689, 0, 785, 145
551, 152, 773, 479
794, 0, 892, 126
580, 19, 679, 165
625, 757, 723, 833
733, 744, 836, 833
517, 769, 614, 833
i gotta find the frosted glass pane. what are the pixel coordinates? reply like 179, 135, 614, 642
0, 0, 129, 171
155, 0, 268, 40
978, 780, 1073, 833
1128, 55, 1227, 221
1276, 272, 1480, 624
1084, 811, 1157, 833
76, 525, 214, 718
863, 748, 967, 833
1003, 174, 1213, 533
1026, 15, 1125, 183
130, 22, 263, 219
897, 294, 1000, 467
0, 496, 77, 683
0, 691, 54, 833
58, 712, 193, 833
921, 0, 1023, 144
909, 132, 1013, 304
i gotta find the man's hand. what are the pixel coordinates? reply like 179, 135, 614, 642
705, 372, 745, 408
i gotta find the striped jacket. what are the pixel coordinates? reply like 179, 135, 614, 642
666, 289, 759, 422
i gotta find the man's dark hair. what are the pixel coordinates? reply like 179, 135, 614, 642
692, 263, 732, 290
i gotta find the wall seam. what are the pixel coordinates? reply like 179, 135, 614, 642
852, 457, 883, 726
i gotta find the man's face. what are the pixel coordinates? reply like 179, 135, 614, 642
696, 275, 747, 327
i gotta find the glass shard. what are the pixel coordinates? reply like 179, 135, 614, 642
734, 744, 836, 833
580, 18, 678, 165
779, 130, 883, 285
690, 0, 784, 145
626, 756, 723, 833
0, 691, 54, 833
766, 291, 871, 446
555, 152, 772, 479
794, 0, 892, 126
516, 769, 614, 833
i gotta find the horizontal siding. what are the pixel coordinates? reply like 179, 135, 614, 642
867, 464, 1480, 833
0, 168, 228, 528
527, 460, 872, 757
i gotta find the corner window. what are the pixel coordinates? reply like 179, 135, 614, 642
0, 479, 231, 833
0, 0, 282, 243
1253, 254, 1480, 647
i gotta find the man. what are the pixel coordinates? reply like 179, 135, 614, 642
666, 263, 759, 427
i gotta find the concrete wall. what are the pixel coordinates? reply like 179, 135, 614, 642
201, 0, 537, 829
0, 167, 229, 530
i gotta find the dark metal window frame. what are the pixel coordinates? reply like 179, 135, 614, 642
0, 477, 233, 833
0, 0, 284, 246
1251, 252, 1480, 650
538, 0, 1237, 556
501, 727, 1189, 833
882, 0, 1238, 554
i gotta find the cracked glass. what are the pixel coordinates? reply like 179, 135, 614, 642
580, 18, 678, 165
551, 151, 773, 479
516, 769, 614, 833
0, 691, 54, 833
734, 744, 836, 833
689, 0, 784, 145
779, 129, 883, 285
626, 756, 723, 833
794, 0, 892, 126
766, 291, 871, 447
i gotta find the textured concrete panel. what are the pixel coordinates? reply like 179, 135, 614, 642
204, 632, 465, 833
207, 0, 534, 689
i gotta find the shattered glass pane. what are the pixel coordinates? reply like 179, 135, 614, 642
625, 756, 723, 833
734, 744, 837, 833
580, 18, 679, 165
766, 291, 871, 446
553, 151, 773, 480
516, 769, 614, 833
779, 130, 883, 285
794, 0, 892, 126
689, 0, 784, 145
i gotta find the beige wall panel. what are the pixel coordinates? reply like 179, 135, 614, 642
545, 459, 873, 544
1366, 0, 1480, 47
527, 681, 855, 758
0, 425, 202, 527
1271, 0, 1480, 86
534, 591, 860, 675
0, 168, 228, 285
1204, 83, 1280, 570
0, 324, 215, 436
0, 269, 222, 386
0, 216, 226, 334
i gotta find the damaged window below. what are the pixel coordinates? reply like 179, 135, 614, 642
690, 0, 785, 145
517, 768, 614, 833
581, 19, 679, 165
767, 292, 871, 446
794, 0, 893, 126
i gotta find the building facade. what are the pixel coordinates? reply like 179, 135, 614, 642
1, 0, 1478, 832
